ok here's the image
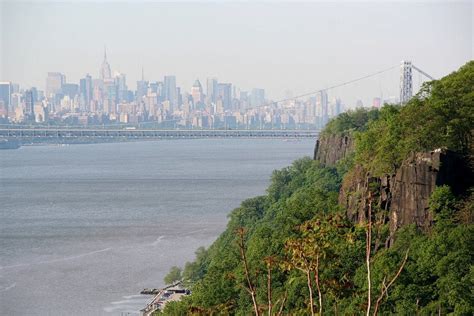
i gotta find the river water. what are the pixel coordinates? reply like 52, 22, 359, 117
0, 138, 314, 315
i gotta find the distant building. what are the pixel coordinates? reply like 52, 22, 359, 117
24, 89, 36, 119
115, 72, 128, 102
92, 79, 104, 106
330, 97, 342, 117
191, 79, 203, 105
103, 79, 118, 114
317, 90, 329, 126
11, 83, 19, 94
163, 75, 177, 109
372, 97, 382, 108
250, 88, 265, 107
206, 78, 218, 103
0, 82, 12, 113
217, 83, 232, 111
136, 80, 148, 104
62, 83, 79, 99
34, 102, 47, 122
100, 48, 112, 80
80, 74, 93, 111
176, 87, 182, 109
45, 72, 65, 98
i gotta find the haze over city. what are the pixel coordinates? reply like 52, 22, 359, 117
1, 1, 472, 104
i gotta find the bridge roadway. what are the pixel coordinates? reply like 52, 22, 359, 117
0, 128, 319, 140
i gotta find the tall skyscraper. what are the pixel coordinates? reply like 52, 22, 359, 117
206, 77, 218, 103
315, 90, 329, 127
45, 72, 65, 97
24, 89, 36, 119
330, 97, 342, 117
103, 78, 118, 114
115, 72, 127, 102
176, 87, 182, 109
163, 75, 177, 108
156, 81, 164, 102
135, 67, 148, 104
191, 79, 203, 105
79, 74, 93, 110
250, 88, 265, 107
100, 47, 112, 80
0, 82, 12, 113
217, 83, 232, 111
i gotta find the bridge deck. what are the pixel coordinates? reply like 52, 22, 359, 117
0, 129, 319, 139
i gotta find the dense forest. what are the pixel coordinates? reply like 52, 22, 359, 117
159, 61, 473, 315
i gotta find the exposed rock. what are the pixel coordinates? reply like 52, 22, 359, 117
313, 133, 354, 166
389, 150, 471, 233
338, 149, 472, 241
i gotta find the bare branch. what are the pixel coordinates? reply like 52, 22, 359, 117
236, 227, 260, 316
373, 249, 409, 316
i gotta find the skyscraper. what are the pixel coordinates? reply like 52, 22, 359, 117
250, 88, 265, 107
79, 74, 93, 110
24, 89, 36, 119
100, 47, 112, 80
163, 75, 177, 108
317, 90, 329, 125
0, 82, 12, 113
217, 83, 232, 111
206, 77, 218, 103
191, 79, 203, 105
45, 72, 65, 97
115, 72, 128, 102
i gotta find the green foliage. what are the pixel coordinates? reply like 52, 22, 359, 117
162, 158, 345, 314
322, 107, 380, 136
429, 185, 457, 222
161, 62, 474, 315
354, 104, 403, 174
383, 224, 474, 315
164, 266, 182, 285
182, 247, 209, 285
355, 61, 474, 176
157, 300, 189, 315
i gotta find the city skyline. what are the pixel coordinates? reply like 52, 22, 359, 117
1, 1, 472, 105
0, 46, 459, 130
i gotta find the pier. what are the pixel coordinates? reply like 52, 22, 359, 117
140, 282, 190, 316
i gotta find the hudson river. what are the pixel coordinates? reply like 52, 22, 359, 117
0, 139, 314, 315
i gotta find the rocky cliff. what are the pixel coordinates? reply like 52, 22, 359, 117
313, 133, 354, 165
314, 135, 472, 238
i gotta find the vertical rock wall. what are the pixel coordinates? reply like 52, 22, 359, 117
313, 133, 354, 166
314, 135, 471, 236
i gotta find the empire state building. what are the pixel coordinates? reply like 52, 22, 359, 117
100, 48, 112, 80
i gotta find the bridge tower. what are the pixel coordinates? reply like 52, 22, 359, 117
399, 60, 413, 105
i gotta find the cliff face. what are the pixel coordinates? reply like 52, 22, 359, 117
313, 133, 354, 166
314, 135, 471, 237
338, 150, 470, 236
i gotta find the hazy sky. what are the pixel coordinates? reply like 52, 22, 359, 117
1, 1, 472, 105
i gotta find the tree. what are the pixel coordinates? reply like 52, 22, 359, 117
236, 227, 260, 316
164, 266, 182, 285
285, 213, 352, 315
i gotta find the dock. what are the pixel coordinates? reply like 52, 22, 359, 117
140, 282, 190, 316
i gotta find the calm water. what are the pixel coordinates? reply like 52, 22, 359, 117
0, 139, 314, 315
